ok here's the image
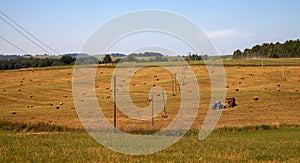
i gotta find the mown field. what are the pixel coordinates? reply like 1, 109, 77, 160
0, 58, 299, 161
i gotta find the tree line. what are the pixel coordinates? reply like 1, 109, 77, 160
0, 55, 75, 70
233, 39, 300, 59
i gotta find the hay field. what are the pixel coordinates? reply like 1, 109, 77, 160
0, 59, 299, 131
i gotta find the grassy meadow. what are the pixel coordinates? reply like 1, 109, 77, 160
0, 58, 299, 161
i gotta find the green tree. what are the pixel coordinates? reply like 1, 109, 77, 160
102, 54, 112, 64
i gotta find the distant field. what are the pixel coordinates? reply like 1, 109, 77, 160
0, 58, 299, 130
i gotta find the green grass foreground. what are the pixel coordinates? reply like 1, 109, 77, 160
0, 124, 299, 162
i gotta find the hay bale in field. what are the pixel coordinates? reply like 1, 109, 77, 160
59, 102, 63, 105
238, 81, 242, 84
20, 83, 23, 86
226, 85, 229, 88
29, 95, 33, 98
249, 73, 253, 76
63, 95, 67, 98
67, 80, 71, 83
55, 106, 60, 109
132, 83, 136, 86
20, 80, 23, 83
153, 84, 156, 87
295, 88, 298, 92
106, 95, 110, 98
277, 88, 280, 92
240, 77, 245, 80
277, 83, 281, 87
11, 111, 16, 114
252, 96, 259, 101
122, 80, 126, 82
50, 103, 53, 106
2, 89, 6, 92
234, 88, 239, 92
17, 88, 21, 91
153, 75, 158, 78
26, 105, 30, 108
156, 78, 160, 81
263, 86, 267, 90
82, 91, 86, 95
95, 85, 99, 88
106, 87, 109, 90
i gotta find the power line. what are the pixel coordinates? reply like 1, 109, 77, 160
0, 15, 51, 54
0, 35, 27, 53
0, 10, 60, 55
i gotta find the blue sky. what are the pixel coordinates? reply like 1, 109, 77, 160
1, 0, 300, 55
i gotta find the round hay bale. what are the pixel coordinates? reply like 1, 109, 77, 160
17, 88, 21, 91
20, 80, 23, 83
106, 95, 110, 98
238, 81, 242, 84
11, 111, 17, 114
277, 88, 280, 92
295, 88, 298, 92
55, 106, 60, 109
68, 80, 71, 83
277, 83, 280, 87
29, 95, 33, 98
26, 105, 30, 108
234, 88, 239, 92
153, 75, 158, 78
59, 102, 63, 105
263, 86, 267, 90
132, 83, 135, 86
252, 96, 259, 101
20, 83, 23, 86
2, 89, 6, 92
106, 87, 109, 90
240, 77, 245, 80
156, 78, 160, 81
226, 85, 229, 88
50, 103, 53, 106
153, 84, 156, 87
63, 95, 67, 98
95, 85, 99, 88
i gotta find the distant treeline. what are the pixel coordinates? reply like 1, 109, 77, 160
233, 39, 300, 59
0, 55, 75, 70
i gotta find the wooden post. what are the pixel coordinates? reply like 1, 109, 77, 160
162, 90, 167, 118
171, 74, 175, 96
174, 73, 177, 93
151, 94, 154, 127
113, 75, 117, 132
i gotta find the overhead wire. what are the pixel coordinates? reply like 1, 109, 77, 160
0, 35, 27, 53
0, 10, 61, 55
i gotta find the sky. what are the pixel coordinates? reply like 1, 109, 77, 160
1, 0, 300, 55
